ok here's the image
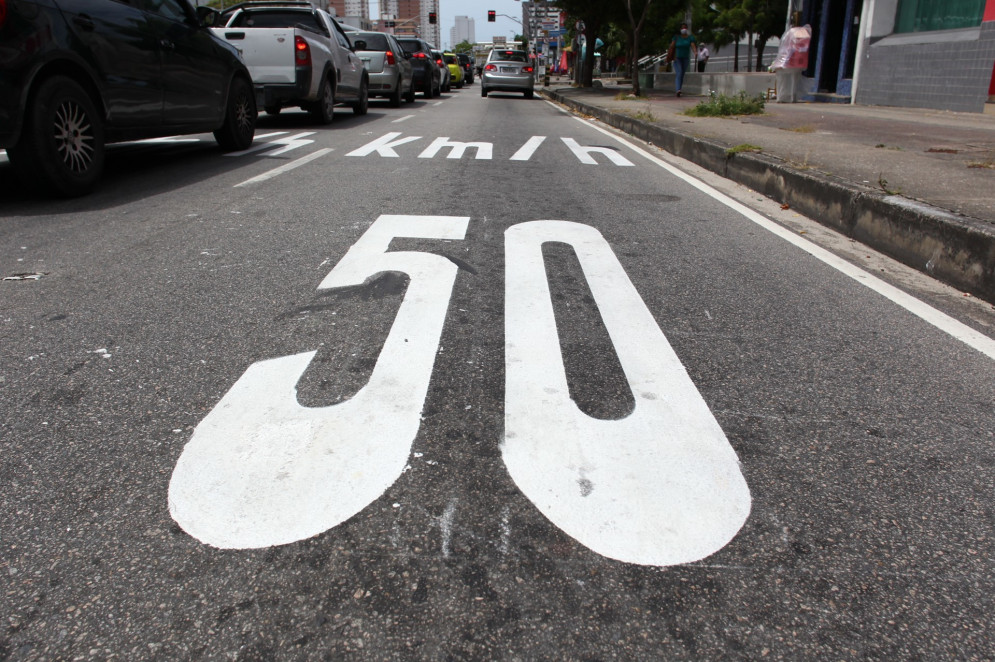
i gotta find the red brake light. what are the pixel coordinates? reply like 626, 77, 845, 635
484, 64, 496, 71
295, 35, 311, 67
385, 50, 396, 65
436, 58, 443, 66
0, 0, 7, 29
523, 65, 534, 73
412, 52, 427, 59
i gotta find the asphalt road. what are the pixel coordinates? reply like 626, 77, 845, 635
2, 85, 995, 660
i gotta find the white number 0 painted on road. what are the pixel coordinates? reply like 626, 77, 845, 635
169, 215, 751, 566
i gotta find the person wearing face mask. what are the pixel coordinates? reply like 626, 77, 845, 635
666, 23, 697, 97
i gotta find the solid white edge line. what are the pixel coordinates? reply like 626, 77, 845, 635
235, 148, 333, 188
545, 98, 995, 362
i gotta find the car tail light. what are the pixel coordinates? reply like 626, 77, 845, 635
484, 64, 496, 71
0, 0, 6, 29
295, 36, 311, 67
385, 50, 396, 65
523, 65, 534, 73
412, 52, 427, 59
436, 58, 443, 66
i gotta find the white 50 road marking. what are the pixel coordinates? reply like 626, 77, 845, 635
169, 215, 469, 549
504, 221, 750, 566
556, 105, 995, 362
169, 215, 752, 565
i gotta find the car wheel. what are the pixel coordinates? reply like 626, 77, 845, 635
388, 78, 402, 107
457, 80, 464, 89
8, 75, 105, 197
309, 76, 335, 124
481, 86, 488, 97
353, 78, 369, 116
404, 81, 416, 103
423, 77, 433, 98
525, 89, 534, 99
214, 76, 256, 151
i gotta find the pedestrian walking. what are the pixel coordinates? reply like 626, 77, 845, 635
666, 23, 697, 97
696, 45, 710, 72
771, 17, 811, 103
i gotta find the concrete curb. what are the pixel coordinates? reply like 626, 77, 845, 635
542, 88, 995, 304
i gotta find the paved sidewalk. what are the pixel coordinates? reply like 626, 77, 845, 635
540, 79, 995, 303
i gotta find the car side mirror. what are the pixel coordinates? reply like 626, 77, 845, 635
196, 5, 221, 27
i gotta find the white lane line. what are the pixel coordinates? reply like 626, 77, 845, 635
433, 101, 444, 107
391, 114, 416, 123
234, 148, 333, 187
554, 102, 995, 362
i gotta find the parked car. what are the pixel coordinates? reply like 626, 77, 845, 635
480, 49, 535, 99
213, 2, 367, 122
457, 53, 474, 84
348, 31, 415, 107
431, 50, 451, 93
395, 37, 440, 98
443, 52, 464, 89
0, 0, 256, 196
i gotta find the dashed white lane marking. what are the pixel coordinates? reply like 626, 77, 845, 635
391, 114, 416, 123
234, 148, 333, 187
552, 101, 995, 362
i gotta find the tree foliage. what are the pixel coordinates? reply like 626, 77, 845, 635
453, 40, 474, 53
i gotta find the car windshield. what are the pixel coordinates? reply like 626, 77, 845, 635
352, 33, 390, 51
490, 50, 527, 63
397, 39, 422, 52
444, 55, 457, 64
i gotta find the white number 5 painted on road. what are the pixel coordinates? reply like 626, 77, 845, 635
169, 216, 751, 566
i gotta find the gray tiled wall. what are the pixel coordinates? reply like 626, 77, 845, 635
855, 22, 995, 112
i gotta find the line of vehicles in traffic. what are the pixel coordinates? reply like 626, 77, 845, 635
0, 0, 537, 197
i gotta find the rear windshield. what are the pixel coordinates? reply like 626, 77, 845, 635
489, 50, 527, 63
397, 39, 424, 52
352, 33, 390, 51
443, 54, 457, 64
228, 10, 323, 31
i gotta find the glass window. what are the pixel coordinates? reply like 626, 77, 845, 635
353, 32, 389, 51
144, 0, 189, 22
895, 0, 984, 32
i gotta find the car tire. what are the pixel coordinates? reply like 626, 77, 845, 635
309, 75, 335, 124
8, 75, 105, 197
525, 89, 534, 99
214, 76, 256, 151
457, 80, 463, 89
404, 81, 416, 103
388, 78, 402, 107
423, 77, 433, 98
481, 86, 488, 97
352, 78, 369, 116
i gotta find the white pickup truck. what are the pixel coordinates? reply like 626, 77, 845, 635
211, 1, 368, 123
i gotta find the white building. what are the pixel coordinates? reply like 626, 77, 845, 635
450, 15, 475, 48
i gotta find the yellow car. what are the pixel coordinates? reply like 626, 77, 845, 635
443, 52, 464, 88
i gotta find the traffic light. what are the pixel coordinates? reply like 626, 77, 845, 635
487, 10, 496, 22
428, 11, 436, 24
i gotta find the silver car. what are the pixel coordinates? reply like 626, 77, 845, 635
480, 49, 535, 99
349, 31, 415, 107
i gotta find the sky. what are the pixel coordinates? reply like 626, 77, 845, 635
368, 0, 529, 49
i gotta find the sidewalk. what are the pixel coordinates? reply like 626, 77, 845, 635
539, 79, 995, 303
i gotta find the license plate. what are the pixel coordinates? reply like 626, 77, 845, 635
500, 67, 517, 73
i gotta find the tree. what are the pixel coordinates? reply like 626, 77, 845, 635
625, 0, 654, 96
453, 40, 474, 53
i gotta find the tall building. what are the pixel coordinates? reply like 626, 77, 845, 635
376, 0, 440, 45
326, 0, 368, 18
450, 15, 475, 48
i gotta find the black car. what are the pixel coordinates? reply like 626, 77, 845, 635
0, 0, 256, 197
457, 52, 474, 84
395, 37, 440, 98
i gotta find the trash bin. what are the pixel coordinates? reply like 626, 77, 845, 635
638, 73, 654, 90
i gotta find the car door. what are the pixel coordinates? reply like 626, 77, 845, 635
325, 13, 361, 99
141, 0, 231, 126
55, 0, 163, 126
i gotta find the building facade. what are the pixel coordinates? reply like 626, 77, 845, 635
796, 0, 995, 112
450, 15, 475, 48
